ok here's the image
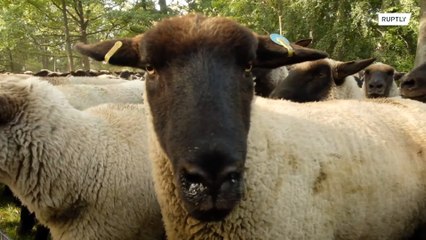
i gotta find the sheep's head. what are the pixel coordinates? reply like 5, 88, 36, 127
75, 14, 327, 222
400, 62, 426, 103
270, 58, 375, 102
363, 63, 398, 98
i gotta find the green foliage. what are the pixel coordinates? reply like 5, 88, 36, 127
186, 0, 420, 71
0, 0, 421, 73
0, 0, 169, 72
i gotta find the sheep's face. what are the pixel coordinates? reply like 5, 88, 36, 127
364, 64, 395, 98
74, 14, 328, 222
141, 16, 255, 222
400, 63, 426, 103
269, 60, 333, 102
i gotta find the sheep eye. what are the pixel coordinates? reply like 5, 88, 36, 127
244, 62, 253, 73
146, 64, 156, 75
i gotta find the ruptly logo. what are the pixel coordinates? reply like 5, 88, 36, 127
378, 13, 411, 26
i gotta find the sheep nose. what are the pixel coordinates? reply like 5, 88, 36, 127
181, 163, 243, 193
369, 83, 384, 90
401, 78, 416, 90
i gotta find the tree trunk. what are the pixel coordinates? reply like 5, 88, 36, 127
76, 0, 90, 70
60, 0, 74, 71
42, 46, 49, 69
158, 0, 168, 13
7, 48, 15, 72
415, 0, 426, 67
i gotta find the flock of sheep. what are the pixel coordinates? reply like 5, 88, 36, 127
0, 13, 425, 240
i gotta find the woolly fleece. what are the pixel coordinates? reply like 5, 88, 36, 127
146, 94, 426, 240
0, 78, 163, 240
56, 79, 144, 110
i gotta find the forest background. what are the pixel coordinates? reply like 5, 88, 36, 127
0, 0, 425, 73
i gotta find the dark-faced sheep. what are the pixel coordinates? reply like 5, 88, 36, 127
76, 14, 426, 240
400, 61, 426, 103
362, 62, 401, 98
269, 58, 374, 102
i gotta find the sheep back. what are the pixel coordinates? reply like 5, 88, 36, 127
147, 96, 426, 240
0, 78, 163, 240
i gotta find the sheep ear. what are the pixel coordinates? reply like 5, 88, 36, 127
74, 34, 144, 68
294, 38, 312, 47
335, 58, 376, 83
394, 72, 406, 81
0, 95, 19, 125
254, 35, 328, 68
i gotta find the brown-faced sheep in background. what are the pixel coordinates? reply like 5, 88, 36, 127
362, 62, 401, 98
269, 58, 374, 102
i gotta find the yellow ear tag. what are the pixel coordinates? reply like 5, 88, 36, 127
103, 41, 123, 64
270, 34, 294, 57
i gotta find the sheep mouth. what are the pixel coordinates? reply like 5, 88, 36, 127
367, 93, 386, 98
177, 173, 243, 222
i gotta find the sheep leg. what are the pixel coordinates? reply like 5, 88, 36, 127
407, 223, 426, 240
17, 206, 36, 236
34, 225, 50, 240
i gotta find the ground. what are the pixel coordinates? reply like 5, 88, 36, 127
0, 185, 33, 240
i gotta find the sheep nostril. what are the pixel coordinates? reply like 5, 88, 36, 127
182, 170, 206, 185
376, 84, 383, 89
368, 84, 374, 89
401, 79, 416, 89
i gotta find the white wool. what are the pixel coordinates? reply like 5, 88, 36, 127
56, 80, 144, 110
0, 78, 163, 240
268, 66, 289, 86
0, 73, 33, 80
388, 80, 401, 97
145, 92, 426, 239
39, 76, 128, 85
327, 75, 364, 100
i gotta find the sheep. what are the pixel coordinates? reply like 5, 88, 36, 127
33, 75, 143, 111
0, 73, 33, 81
0, 77, 164, 240
400, 61, 426, 103
76, 14, 426, 240
8, 73, 146, 238
0, 73, 129, 85
362, 62, 401, 98
269, 58, 374, 102
54, 79, 144, 110
2, 75, 145, 240
38, 75, 128, 85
